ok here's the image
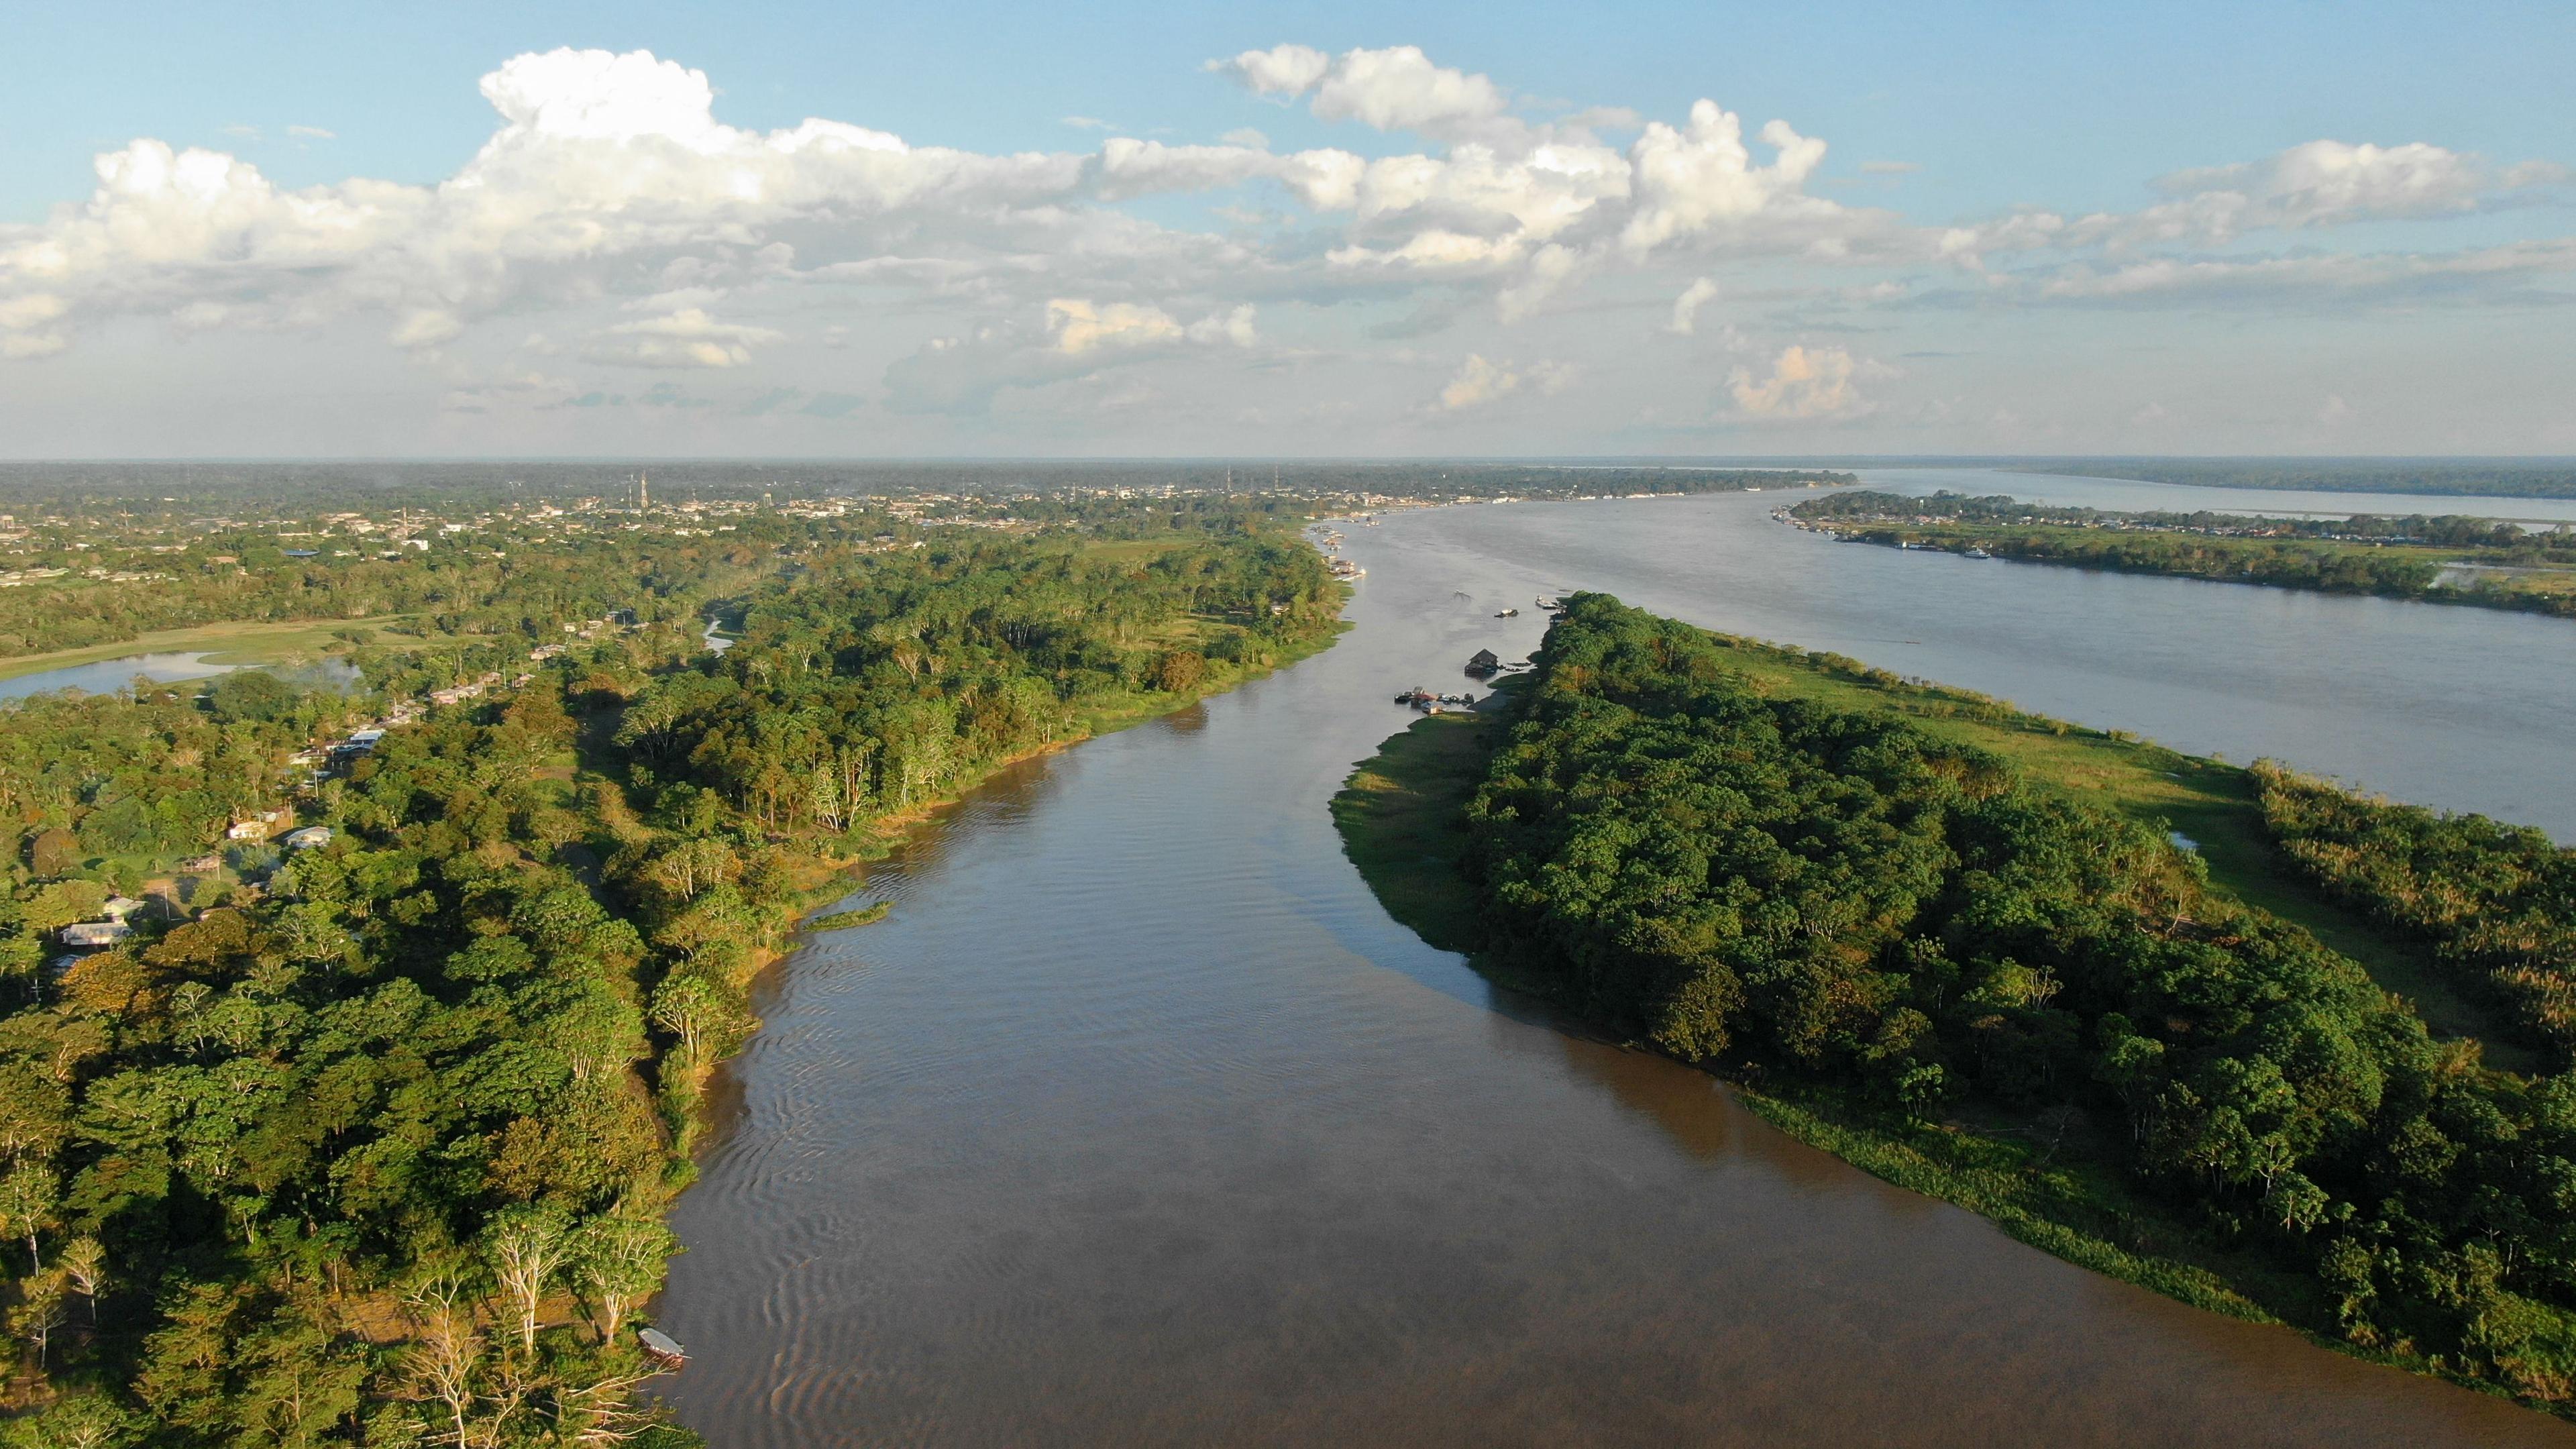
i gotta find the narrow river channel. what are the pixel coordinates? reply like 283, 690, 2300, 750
660, 481, 2576, 1446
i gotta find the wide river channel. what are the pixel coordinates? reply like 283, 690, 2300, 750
661, 474, 2576, 1446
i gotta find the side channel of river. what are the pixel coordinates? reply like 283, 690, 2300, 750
658, 488, 2576, 1447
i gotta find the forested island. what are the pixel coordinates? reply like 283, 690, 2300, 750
1336, 594, 2576, 1416
2006, 460, 2576, 500
1790, 490, 2576, 618
0, 503, 1340, 1442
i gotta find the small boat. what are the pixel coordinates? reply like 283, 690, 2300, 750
1495, 608, 1519, 617
1964, 547, 1992, 559
637, 1327, 689, 1368
1535, 595, 1561, 608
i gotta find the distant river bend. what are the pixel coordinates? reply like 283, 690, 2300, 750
659, 482, 2576, 1447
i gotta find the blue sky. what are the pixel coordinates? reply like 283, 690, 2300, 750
3, 1, 2572, 456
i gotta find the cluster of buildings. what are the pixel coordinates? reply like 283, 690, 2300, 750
428, 672, 509, 707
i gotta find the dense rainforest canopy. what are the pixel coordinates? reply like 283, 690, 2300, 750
1466, 595, 2576, 1404
0, 515, 1338, 1444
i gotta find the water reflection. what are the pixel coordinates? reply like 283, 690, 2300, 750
0, 651, 237, 700
0, 651, 364, 702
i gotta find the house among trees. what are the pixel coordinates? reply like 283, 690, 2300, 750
227, 808, 289, 841
282, 825, 334, 850
58, 920, 133, 949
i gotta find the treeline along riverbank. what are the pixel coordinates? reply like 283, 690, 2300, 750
1336, 594, 2576, 1418
0, 510, 1341, 1444
1790, 490, 2576, 619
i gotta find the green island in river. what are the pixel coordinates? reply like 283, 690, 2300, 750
1336, 594, 2576, 1417
1788, 490, 2576, 619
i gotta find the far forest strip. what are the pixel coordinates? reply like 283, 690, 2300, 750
1789, 490, 2576, 619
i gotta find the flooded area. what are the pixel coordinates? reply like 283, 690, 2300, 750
0, 650, 241, 700
659, 479, 2576, 1446
0, 650, 364, 702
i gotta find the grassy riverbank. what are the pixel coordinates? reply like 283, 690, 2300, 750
1332, 623, 2569, 1411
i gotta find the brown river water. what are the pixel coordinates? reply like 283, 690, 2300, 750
659, 480, 2576, 1446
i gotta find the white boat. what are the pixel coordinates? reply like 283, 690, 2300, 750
637, 1327, 688, 1367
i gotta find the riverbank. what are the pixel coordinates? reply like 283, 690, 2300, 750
654, 606, 1356, 1161
1332, 623, 2569, 1416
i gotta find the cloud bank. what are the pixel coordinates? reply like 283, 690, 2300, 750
0, 41, 2566, 449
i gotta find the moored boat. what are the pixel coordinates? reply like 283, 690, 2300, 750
637, 1327, 689, 1368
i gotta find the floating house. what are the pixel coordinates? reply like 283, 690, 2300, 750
1466, 649, 1501, 676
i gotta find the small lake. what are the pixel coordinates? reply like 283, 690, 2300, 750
0, 651, 363, 702
0, 651, 239, 701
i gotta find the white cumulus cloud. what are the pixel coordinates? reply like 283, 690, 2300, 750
1434, 353, 1571, 411
1046, 298, 1255, 354
1439, 353, 1520, 410
1728, 343, 1868, 419
1667, 276, 1719, 333
586, 307, 783, 368
0, 33, 2560, 451
887, 297, 1256, 413
1217, 44, 1514, 142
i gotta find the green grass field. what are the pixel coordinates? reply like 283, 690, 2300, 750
0, 615, 455, 684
